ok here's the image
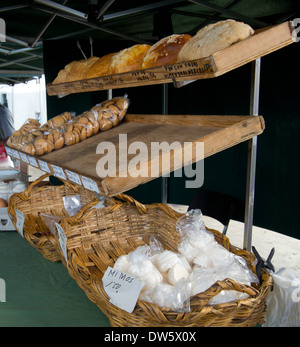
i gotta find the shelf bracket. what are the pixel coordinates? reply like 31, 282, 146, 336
244, 57, 261, 251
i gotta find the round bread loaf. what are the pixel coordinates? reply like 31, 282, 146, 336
142, 34, 191, 69
85, 53, 115, 79
109, 44, 151, 74
177, 19, 254, 62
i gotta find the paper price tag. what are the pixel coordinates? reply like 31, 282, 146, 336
81, 176, 100, 193
65, 170, 81, 186
38, 160, 51, 173
19, 152, 29, 163
102, 267, 144, 313
52, 165, 66, 180
28, 156, 38, 167
55, 223, 68, 265
15, 209, 25, 237
5, 146, 12, 156
12, 149, 20, 159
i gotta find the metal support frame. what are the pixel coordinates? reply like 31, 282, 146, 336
244, 58, 261, 251
161, 83, 169, 204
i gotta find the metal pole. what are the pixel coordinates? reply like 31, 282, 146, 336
161, 83, 168, 204
244, 58, 261, 251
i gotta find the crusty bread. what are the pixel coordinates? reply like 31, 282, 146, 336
52, 69, 68, 84
177, 19, 254, 62
142, 34, 191, 69
65, 56, 99, 82
109, 44, 151, 74
85, 53, 116, 79
52, 56, 99, 84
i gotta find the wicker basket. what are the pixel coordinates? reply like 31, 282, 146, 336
53, 193, 272, 327
8, 173, 97, 263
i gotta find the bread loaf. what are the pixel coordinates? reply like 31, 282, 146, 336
65, 56, 99, 82
142, 34, 191, 69
177, 19, 254, 62
53, 56, 99, 84
85, 53, 115, 79
109, 44, 151, 74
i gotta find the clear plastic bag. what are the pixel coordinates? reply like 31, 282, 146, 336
263, 268, 300, 327
111, 209, 259, 312
62, 195, 82, 216
40, 213, 62, 236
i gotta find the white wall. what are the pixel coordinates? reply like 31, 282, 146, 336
0, 75, 47, 130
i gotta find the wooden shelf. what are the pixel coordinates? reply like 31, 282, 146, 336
46, 21, 294, 96
6, 114, 265, 197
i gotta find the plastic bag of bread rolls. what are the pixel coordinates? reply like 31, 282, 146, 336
7, 96, 130, 156
6, 118, 42, 155
110, 209, 259, 312
90, 95, 130, 131
112, 239, 192, 312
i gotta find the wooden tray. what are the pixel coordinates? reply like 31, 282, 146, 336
46, 21, 294, 96
6, 114, 265, 197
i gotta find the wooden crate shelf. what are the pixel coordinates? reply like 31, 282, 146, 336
6, 114, 265, 197
46, 21, 294, 96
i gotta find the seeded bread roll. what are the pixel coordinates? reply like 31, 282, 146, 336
177, 19, 254, 62
109, 44, 151, 74
142, 34, 191, 69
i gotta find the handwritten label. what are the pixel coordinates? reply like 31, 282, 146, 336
38, 160, 51, 173
55, 223, 68, 265
51, 165, 66, 180
131, 70, 156, 81
28, 156, 38, 167
15, 209, 25, 237
163, 61, 214, 79
12, 149, 20, 159
81, 176, 100, 193
19, 152, 29, 163
102, 267, 144, 313
5, 146, 12, 156
65, 170, 81, 186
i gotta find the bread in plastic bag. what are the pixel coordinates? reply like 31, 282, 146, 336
7, 95, 130, 156
111, 209, 259, 312
263, 267, 300, 327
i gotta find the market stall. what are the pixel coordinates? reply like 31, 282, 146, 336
1, 0, 299, 328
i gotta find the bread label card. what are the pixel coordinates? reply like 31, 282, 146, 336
52, 164, 66, 180
65, 170, 82, 186
15, 209, 25, 237
28, 156, 38, 167
102, 267, 144, 313
81, 176, 100, 193
38, 160, 51, 173
5, 146, 12, 156
55, 223, 68, 265
19, 152, 29, 163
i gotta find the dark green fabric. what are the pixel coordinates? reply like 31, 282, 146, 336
0, 231, 110, 327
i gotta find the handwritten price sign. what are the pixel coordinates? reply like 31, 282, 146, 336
102, 267, 144, 313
